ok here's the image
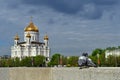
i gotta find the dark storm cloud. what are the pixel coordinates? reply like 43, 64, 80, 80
21, 0, 119, 19
22, 0, 84, 14
92, 0, 118, 5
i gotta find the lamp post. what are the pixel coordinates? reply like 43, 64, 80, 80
57, 56, 59, 67
114, 50, 117, 67
97, 54, 100, 67
31, 57, 34, 67
60, 55, 62, 66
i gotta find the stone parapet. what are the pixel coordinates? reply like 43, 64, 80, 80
0, 67, 120, 80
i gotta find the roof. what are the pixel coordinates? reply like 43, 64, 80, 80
24, 21, 39, 32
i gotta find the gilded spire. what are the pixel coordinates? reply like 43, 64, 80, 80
14, 34, 20, 40
24, 17, 39, 32
30, 16, 33, 22
26, 33, 31, 38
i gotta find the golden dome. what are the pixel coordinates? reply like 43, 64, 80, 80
44, 34, 49, 40
14, 34, 19, 40
26, 33, 31, 38
24, 21, 39, 32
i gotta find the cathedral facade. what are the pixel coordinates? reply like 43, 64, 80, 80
11, 20, 50, 60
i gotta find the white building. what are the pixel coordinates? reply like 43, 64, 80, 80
11, 20, 50, 60
105, 49, 120, 58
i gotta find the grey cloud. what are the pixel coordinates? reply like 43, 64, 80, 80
22, 0, 83, 14
28, 9, 38, 14
21, 0, 119, 19
21, 0, 87, 14
1, 0, 20, 9
92, 0, 119, 5
47, 18, 55, 24
79, 3, 102, 19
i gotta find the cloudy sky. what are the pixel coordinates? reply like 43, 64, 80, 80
0, 0, 120, 56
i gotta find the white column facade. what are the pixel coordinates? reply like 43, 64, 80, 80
24, 31, 39, 42
11, 46, 22, 59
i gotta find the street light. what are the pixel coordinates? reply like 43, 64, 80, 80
114, 50, 117, 67
97, 54, 100, 67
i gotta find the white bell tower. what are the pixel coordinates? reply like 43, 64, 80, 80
14, 34, 19, 46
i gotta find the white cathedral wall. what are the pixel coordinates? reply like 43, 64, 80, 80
44, 40, 48, 47
47, 48, 50, 57
11, 46, 22, 58
11, 43, 50, 58
24, 31, 39, 42
43, 46, 50, 58
11, 46, 50, 60
37, 47, 41, 55
12, 34, 49, 59
31, 47, 37, 56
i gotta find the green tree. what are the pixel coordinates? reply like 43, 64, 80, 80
7, 58, 14, 67
62, 56, 67, 66
20, 57, 32, 67
92, 48, 103, 56
118, 46, 120, 49
1, 59, 8, 67
116, 56, 120, 67
106, 55, 116, 67
14, 57, 20, 67
99, 51, 106, 66
34, 55, 45, 67
90, 48, 106, 66
48, 53, 61, 67
67, 56, 79, 67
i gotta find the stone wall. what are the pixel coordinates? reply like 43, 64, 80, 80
52, 67, 120, 80
9, 67, 52, 80
0, 68, 9, 80
0, 67, 120, 80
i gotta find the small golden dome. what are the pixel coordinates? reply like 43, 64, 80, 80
14, 34, 19, 40
44, 34, 49, 40
24, 21, 39, 32
26, 33, 31, 38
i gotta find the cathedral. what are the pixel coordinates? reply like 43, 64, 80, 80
11, 20, 50, 60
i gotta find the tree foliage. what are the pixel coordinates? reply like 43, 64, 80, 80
89, 47, 120, 67
48, 53, 79, 67
20, 57, 32, 67
3, 46, 120, 67
0, 55, 46, 67
91, 48, 104, 56
90, 48, 107, 66
34, 55, 45, 67
48, 53, 61, 66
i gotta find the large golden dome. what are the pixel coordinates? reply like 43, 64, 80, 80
24, 21, 39, 32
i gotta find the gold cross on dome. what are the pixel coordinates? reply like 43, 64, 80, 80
30, 16, 33, 22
